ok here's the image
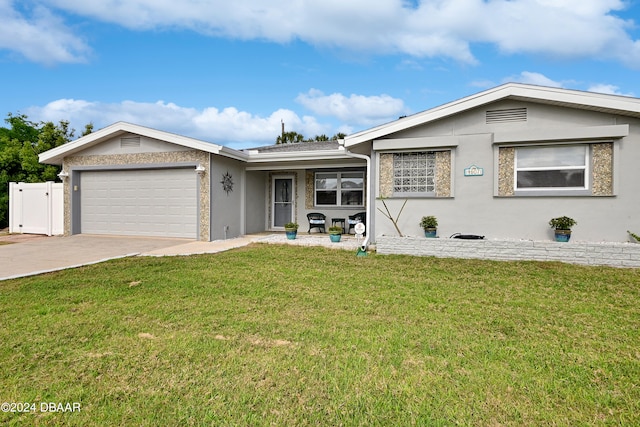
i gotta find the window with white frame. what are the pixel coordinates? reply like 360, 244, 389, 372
393, 151, 436, 194
515, 145, 588, 190
315, 171, 364, 206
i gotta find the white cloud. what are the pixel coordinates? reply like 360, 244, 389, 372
469, 79, 497, 89
25, 90, 402, 146
477, 0, 634, 62
5, 0, 639, 67
296, 89, 408, 126
587, 84, 635, 97
25, 98, 333, 148
506, 71, 564, 88
0, 0, 90, 64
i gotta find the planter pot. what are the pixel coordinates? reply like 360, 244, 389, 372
329, 233, 342, 243
554, 229, 572, 242
285, 229, 297, 240
424, 228, 437, 238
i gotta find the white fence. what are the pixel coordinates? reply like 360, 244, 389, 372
9, 182, 64, 236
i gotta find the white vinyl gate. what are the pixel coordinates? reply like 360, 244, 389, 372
9, 182, 64, 235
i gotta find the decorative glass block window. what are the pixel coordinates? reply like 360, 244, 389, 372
515, 145, 588, 190
315, 171, 364, 206
393, 151, 436, 194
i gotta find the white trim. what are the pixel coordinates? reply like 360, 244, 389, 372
271, 175, 295, 230
514, 144, 589, 192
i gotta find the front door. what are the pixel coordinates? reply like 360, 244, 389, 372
272, 176, 294, 228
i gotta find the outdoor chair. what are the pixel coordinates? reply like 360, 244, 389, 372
307, 212, 326, 233
347, 212, 366, 235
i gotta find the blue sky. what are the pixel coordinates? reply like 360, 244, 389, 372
2, 0, 640, 149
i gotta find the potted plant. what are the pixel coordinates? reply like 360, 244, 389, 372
419, 215, 438, 238
328, 226, 343, 242
284, 222, 298, 240
549, 216, 577, 242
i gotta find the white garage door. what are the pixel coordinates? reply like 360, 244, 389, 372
80, 168, 197, 238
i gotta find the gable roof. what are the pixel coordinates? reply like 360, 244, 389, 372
344, 83, 640, 147
39, 121, 248, 165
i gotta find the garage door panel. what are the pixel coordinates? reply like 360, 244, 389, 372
80, 169, 197, 238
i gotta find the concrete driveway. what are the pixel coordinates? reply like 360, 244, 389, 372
0, 232, 363, 281
0, 235, 192, 281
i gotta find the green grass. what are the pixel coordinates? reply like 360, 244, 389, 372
1, 244, 639, 426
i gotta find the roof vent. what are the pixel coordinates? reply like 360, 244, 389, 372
486, 108, 527, 124
120, 136, 141, 148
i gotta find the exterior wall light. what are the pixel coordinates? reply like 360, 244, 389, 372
195, 165, 206, 175
58, 170, 69, 180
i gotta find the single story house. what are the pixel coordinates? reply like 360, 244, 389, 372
39, 122, 367, 241
39, 83, 640, 244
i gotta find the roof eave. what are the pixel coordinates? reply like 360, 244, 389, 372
39, 121, 230, 165
245, 149, 351, 163
344, 83, 640, 147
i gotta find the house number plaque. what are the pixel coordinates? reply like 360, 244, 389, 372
464, 165, 484, 176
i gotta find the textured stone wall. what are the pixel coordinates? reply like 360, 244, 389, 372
63, 150, 210, 240
498, 147, 515, 196
435, 151, 451, 197
305, 172, 314, 209
377, 235, 640, 268
592, 143, 613, 196
379, 154, 394, 198
61, 173, 71, 237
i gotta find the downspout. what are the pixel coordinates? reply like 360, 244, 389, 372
339, 143, 371, 252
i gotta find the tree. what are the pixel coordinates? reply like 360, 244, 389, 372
276, 131, 305, 144
0, 114, 85, 228
81, 123, 94, 137
275, 131, 348, 144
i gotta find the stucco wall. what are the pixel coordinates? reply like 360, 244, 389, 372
210, 155, 244, 240
372, 100, 640, 243
245, 171, 267, 234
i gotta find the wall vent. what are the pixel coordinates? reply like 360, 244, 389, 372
120, 136, 141, 148
486, 108, 527, 124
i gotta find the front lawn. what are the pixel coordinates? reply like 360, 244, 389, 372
1, 244, 638, 425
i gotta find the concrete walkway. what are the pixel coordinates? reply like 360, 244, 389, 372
0, 235, 191, 281
0, 233, 365, 281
